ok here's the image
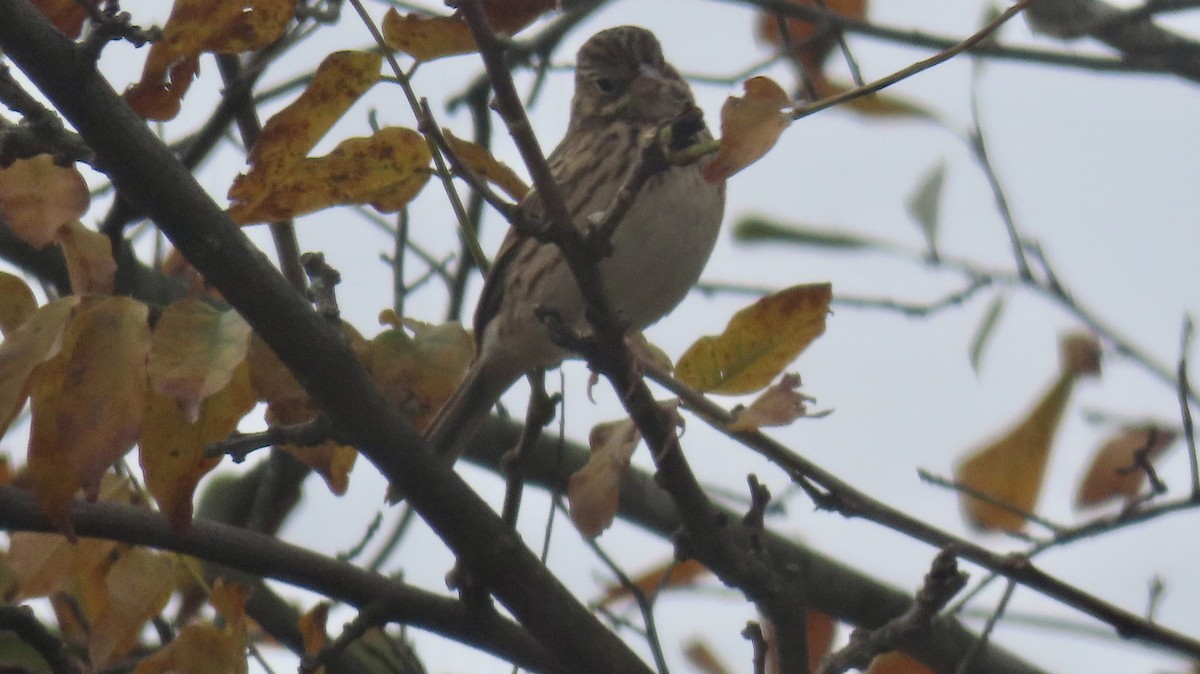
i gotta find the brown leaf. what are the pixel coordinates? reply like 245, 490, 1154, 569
382, 1, 555, 60
148, 299, 252, 422
59, 221, 117, 295
0, 156, 89, 248
568, 417, 644, 537
727, 373, 813, 432
444, 130, 530, 200
88, 548, 175, 668
124, 0, 298, 119
684, 639, 732, 674
676, 283, 831, 395
703, 77, 792, 183
140, 363, 256, 530
1060, 332, 1102, 379
1076, 425, 1177, 509
0, 271, 39, 336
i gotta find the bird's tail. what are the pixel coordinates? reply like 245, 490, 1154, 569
423, 363, 511, 463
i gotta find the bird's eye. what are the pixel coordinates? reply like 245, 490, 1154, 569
594, 77, 618, 94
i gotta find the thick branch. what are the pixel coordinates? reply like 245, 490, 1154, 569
0, 485, 560, 674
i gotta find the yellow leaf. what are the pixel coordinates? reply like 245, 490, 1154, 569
141, 363, 256, 530
0, 296, 79, 438
7, 477, 134, 599
148, 299, 252, 422
8, 533, 117, 600
281, 441, 357, 496
568, 416, 653, 537
0, 156, 89, 247
59, 221, 117, 295
955, 333, 1101, 532
229, 127, 432, 224
955, 374, 1072, 533
133, 580, 249, 674
54, 297, 150, 498
703, 77, 792, 183
1076, 425, 1176, 509
242, 51, 383, 178
727, 373, 813, 432
443, 130, 529, 201
0, 272, 37, 336
382, 1, 554, 60
369, 320, 474, 431
88, 548, 175, 668
124, 0, 298, 119
676, 283, 831, 395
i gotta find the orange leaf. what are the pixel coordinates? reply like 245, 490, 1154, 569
727, 373, 814, 432
299, 602, 330, 659
280, 440, 357, 496
30, 0, 87, 38
757, 0, 868, 76
444, 130, 530, 200
88, 548, 176, 668
369, 320, 474, 431
810, 76, 935, 120
759, 611, 839, 673
124, 0, 298, 119
599, 558, 710, 607
382, 1, 554, 60
703, 77, 792, 183
148, 299, 252, 422
676, 283, 831, 395
59, 221, 117, 295
141, 363, 256, 529
1076, 425, 1177, 509
54, 297, 150, 498
0, 156, 89, 248
864, 651, 935, 674
568, 417, 644, 537
955, 333, 1101, 532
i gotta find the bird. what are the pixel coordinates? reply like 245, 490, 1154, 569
424, 25, 726, 462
